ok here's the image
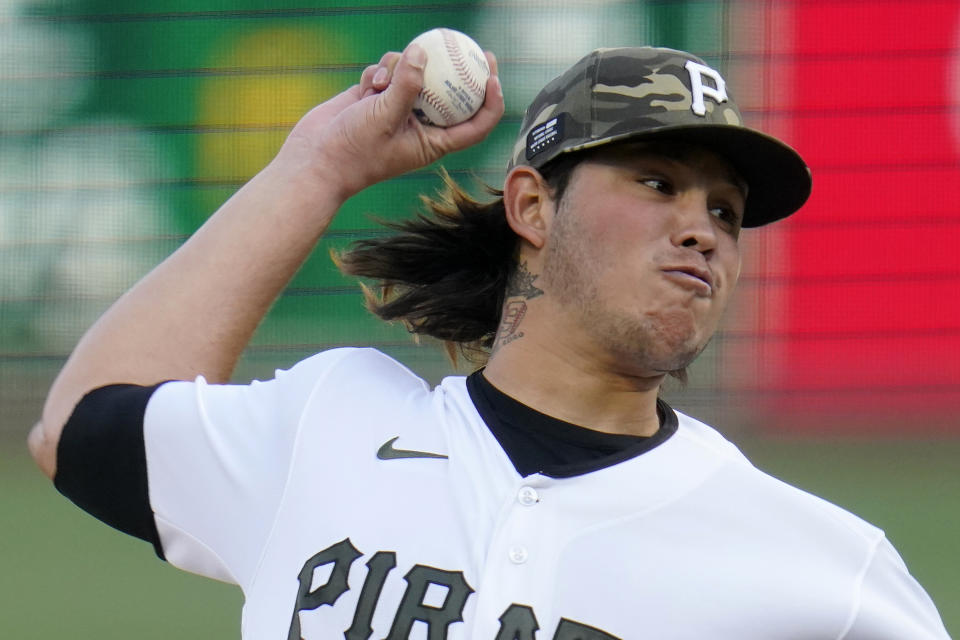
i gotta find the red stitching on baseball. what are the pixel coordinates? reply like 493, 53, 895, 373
420, 88, 456, 125
441, 29, 485, 97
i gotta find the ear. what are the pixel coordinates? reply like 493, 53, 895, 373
503, 166, 553, 250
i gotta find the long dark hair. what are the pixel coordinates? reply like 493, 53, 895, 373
336, 171, 512, 362
336, 158, 581, 364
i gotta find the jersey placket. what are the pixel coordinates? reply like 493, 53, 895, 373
469, 474, 562, 637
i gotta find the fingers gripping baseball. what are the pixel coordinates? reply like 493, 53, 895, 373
338, 44, 462, 183
366, 44, 503, 175
279, 44, 502, 200
360, 51, 402, 99
372, 45, 430, 131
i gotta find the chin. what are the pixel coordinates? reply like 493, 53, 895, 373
600, 308, 710, 374
638, 340, 704, 374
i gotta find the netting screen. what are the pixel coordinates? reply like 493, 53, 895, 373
2, 0, 958, 435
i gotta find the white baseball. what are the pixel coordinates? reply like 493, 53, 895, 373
410, 28, 490, 127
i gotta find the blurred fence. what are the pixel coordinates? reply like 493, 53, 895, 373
2, 0, 959, 439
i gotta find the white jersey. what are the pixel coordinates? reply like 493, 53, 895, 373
142, 347, 949, 639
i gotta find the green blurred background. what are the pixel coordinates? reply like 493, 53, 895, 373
1, 0, 957, 636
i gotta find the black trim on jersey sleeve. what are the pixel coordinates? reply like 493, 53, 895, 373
54, 383, 167, 559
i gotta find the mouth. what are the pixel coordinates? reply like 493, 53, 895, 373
660, 265, 714, 296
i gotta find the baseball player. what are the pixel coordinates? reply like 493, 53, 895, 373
29, 44, 950, 639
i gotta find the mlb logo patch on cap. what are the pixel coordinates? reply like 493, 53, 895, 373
525, 114, 566, 162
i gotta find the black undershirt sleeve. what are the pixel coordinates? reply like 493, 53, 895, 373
53, 383, 167, 559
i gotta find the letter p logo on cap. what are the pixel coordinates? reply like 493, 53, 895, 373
685, 59, 728, 116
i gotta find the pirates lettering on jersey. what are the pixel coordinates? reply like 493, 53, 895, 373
494, 605, 619, 640
288, 538, 622, 640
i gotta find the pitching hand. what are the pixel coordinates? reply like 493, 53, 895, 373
275, 43, 504, 201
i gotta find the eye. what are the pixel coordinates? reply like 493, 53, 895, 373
709, 205, 742, 228
639, 177, 674, 195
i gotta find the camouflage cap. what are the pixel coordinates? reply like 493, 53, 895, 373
507, 46, 811, 227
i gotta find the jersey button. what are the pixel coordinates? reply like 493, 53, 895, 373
517, 486, 539, 506
508, 546, 529, 564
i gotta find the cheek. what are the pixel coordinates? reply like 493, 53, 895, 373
709, 244, 742, 315
591, 215, 658, 266
720, 240, 742, 289
560, 212, 625, 272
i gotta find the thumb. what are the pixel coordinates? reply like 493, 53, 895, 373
378, 43, 427, 126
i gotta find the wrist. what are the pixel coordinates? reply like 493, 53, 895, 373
271, 124, 361, 200
264, 145, 354, 216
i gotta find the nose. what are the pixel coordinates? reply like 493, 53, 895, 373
671, 192, 717, 254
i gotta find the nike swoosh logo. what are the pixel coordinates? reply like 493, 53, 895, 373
377, 436, 448, 460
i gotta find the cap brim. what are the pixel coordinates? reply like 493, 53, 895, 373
566, 125, 812, 228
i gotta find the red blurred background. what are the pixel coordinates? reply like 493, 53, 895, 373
755, 0, 960, 433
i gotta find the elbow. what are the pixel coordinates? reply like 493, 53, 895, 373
27, 421, 58, 480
